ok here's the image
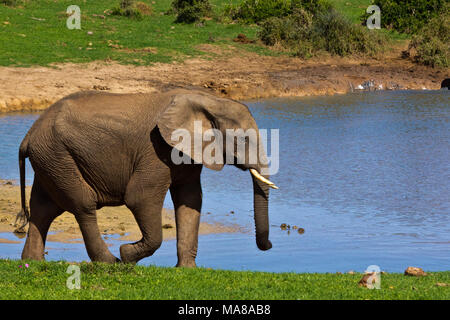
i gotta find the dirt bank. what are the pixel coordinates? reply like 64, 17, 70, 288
0, 180, 236, 243
1, 45, 448, 112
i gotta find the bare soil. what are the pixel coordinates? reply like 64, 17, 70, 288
0, 180, 236, 243
1, 44, 448, 112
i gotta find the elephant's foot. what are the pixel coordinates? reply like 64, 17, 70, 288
90, 251, 121, 263
21, 230, 46, 261
21, 246, 45, 261
176, 259, 197, 268
120, 239, 161, 264
120, 243, 140, 264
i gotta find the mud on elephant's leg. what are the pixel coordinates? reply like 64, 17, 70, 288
22, 180, 63, 260
170, 181, 202, 268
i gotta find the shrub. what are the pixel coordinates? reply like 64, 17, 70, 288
313, 8, 384, 57
170, 0, 212, 23
259, 7, 386, 58
1, 0, 20, 6
290, 0, 332, 15
231, 0, 332, 23
259, 8, 314, 56
232, 0, 291, 23
409, 6, 449, 67
362, 0, 446, 34
111, 0, 152, 19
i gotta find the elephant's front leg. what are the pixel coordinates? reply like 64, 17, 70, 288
170, 180, 202, 268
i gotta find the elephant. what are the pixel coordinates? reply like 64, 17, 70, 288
15, 89, 277, 267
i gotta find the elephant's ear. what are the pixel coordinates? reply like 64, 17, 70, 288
157, 93, 225, 171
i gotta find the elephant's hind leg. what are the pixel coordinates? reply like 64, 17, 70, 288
22, 179, 63, 261
75, 210, 119, 263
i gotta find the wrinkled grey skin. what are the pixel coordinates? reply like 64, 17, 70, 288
17, 89, 272, 266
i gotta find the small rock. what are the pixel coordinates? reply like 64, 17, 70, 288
92, 85, 110, 91
404, 266, 427, 277
358, 273, 378, 288
436, 283, 449, 287
162, 224, 173, 229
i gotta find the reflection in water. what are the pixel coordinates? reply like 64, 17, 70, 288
0, 91, 449, 272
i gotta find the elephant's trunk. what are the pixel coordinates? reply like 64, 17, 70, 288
251, 173, 272, 251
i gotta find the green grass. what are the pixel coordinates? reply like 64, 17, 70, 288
0, 259, 448, 299
328, 0, 411, 40
0, 0, 262, 67
0, 0, 413, 67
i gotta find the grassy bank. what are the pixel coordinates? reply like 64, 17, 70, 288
0, 0, 265, 67
0, 0, 406, 67
0, 260, 448, 299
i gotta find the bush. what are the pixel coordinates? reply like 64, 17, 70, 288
259, 7, 386, 58
313, 8, 384, 57
290, 0, 332, 15
1, 0, 20, 6
232, 0, 291, 23
111, 0, 152, 19
170, 0, 212, 23
363, 0, 446, 34
409, 6, 449, 67
231, 0, 332, 23
259, 8, 314, 56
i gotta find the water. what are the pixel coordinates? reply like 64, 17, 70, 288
0, 90, 449, 273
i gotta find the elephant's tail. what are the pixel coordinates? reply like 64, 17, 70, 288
14, 137, 30, 230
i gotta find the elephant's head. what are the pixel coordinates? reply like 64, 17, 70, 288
157, 89, 277, 251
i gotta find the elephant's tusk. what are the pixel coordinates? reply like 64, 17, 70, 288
250, 169, 279, 189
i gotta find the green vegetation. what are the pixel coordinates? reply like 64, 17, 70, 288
228, 0, 334, 23
409, 5, 449, 67
0, 0, 262, 67
363, 0, 447, 34
111, 0, 152, 20
258, 4, 386, 58
229, 0, 292, 23
0, 260, 448, 299
0, 0, 447, 67
169, 0, 213, 23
